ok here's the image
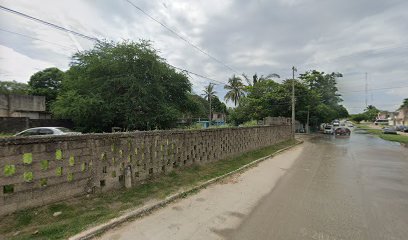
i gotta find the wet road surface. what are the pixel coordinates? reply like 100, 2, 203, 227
228, 132, 408, 240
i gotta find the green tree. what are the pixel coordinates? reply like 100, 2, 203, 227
224, 75, 245, 106
242, 73, 280, 86
364, 105, 380, 121
202, 83, 216, 101
0, 80, 29, 95
28, 67, 64, 110
211, 95, 227, 113
299, 70, 342, 105
229, 70, 348, 127
400, 98, 408, 109
52, 40, 191, 132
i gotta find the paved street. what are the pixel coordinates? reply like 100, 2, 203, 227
229, 132, 408, 240
98, 132, 408, 240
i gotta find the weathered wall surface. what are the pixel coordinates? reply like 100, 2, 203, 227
0, 125, 292, 215
0, 94, 47, 119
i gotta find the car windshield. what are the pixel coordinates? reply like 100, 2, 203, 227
325, 127, 332, 129
55, 127, 73, 133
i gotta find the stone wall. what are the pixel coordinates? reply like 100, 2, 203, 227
0, 125, 292, 215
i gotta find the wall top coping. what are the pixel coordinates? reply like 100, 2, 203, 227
0, 125, 289, 146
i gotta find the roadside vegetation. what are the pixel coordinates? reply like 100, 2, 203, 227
0, 139, 297, 240
356, 124, 408, 144
0, 133, 12, 138
228, 70, 349, 127
1, 39, 349, 133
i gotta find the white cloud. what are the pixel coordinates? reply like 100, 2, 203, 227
0, 0, 407, 113
0, 45, 55, 82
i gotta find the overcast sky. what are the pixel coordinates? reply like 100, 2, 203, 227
0, 0, 407, 113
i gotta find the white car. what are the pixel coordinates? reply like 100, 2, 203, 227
15, 127, 81, 137
324, 126, 334, 134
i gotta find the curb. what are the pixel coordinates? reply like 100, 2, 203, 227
70, 139, 303, 240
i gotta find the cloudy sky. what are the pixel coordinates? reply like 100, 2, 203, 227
0, 0, 407, 113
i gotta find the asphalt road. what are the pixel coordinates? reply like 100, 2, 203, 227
97, 131, 408, 240
228, 131, 408, 240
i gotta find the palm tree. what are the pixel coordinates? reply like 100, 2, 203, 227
202, 83, 216, 101
242, 73, 280, 86
202, 83, 216, 122
224, 75, 245, 106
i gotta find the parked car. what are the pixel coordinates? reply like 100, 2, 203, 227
332, 120, 340, 127
382, 126, 397, 134
334, 127, 351, 136
324, 126, 334, 134
347, 123, 354, 128
15, 127, 81, 137
396, 125, 408, 132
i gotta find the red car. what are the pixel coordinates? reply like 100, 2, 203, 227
334, 127, 351, 136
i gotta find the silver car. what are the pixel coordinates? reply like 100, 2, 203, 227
382, 126, 397, 135
15, 127, 81, 137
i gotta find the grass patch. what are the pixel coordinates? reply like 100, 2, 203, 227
0, 139, 297, 240
356, 124, 408, 144
0, 133, 13, 138
380, 134, 408, 144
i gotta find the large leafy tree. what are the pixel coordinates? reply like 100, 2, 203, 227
350, 105, 380, 123
0, 80, 29, 95
299, 70, 342, 105
224, 75, 245, 106
229, 70, 348, 127
28, 67, 64, 110
52, 40, 191, 132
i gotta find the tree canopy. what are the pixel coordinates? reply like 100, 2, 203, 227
0, 80, 29, 95
52, 40, 192, 132
224, 75, 245, 106
400, 98, 408, 109
29, 67, 64, 110
349, 105, 380, 123
229, 70, 348, 127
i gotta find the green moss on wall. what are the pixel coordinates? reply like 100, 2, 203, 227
40, 160, 49, 171
69, 156, 75, 166
23, 153, 32, 164
23, 172, 33, 182
56, 149, 63, 160
4, 165, 16, 176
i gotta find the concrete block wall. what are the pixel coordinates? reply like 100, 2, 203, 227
0, 125, 292, 215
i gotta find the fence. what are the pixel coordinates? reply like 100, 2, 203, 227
0, 125, 292, 215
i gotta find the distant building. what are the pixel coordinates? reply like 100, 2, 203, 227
395, 107, 408, 125
211, 112, 226, 125
377, 111, 390, 120
0, 94, 50, 119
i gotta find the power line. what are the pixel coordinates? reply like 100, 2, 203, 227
167, 64, 225, 85
339, 85, 408, 94
0, 5, 99, 42
0, 6, 227, 86
124, 0, 239, 74
0, 27, 78, 51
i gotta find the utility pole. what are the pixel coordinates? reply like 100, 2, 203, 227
292, 66, 297, 136
306, 106, 310, 134
208, 83, 213, 127
365, 72, 368, 108
209, 94, 212, 126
